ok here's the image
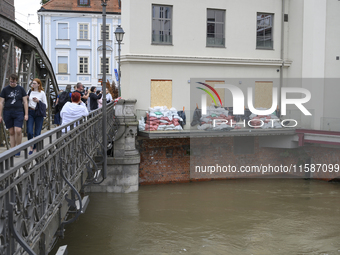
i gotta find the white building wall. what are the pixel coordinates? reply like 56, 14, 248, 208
125, 0, 282, 59
121, 0, 340, 130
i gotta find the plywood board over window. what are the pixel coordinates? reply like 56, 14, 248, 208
151, 80, 172, 108
204, 80, 225, 107
255, 81, 273, 109
58, 64, 67, 73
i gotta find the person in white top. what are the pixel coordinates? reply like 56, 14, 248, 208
60, 92, 89, 132
106, 88, 113, 103
27, 78, 48, 155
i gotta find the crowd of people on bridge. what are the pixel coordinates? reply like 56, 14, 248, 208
0, 74, 116, 157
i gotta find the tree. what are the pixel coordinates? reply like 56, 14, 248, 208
41, 0, 50, 4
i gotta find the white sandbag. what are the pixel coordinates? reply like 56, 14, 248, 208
249, 113, 257, 119
173, 116, 183, 121
197, 124, 211, 130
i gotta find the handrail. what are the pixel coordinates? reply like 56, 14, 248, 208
0, 103, 116, 254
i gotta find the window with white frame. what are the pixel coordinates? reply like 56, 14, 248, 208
79, 57, 89, 74
256, 13, 273, 49
100, 57, 110, 74
100, 25, 110, 40
58, 23, 68, 39
58, 56, 68, 73
152, 5, 172, 44
207, 9, 225, 47
79, 23, 89, 39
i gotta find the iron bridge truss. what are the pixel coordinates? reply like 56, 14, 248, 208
0, 14, 59, 148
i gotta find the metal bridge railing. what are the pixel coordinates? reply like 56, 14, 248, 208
0, 102, 117, 255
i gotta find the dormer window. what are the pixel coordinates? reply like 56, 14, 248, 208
79, 0, 90, 6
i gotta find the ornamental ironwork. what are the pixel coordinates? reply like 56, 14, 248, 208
0, 103, 118, 254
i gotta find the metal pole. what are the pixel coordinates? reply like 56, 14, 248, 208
102, 1, 107, 179
118, 41, 121, 97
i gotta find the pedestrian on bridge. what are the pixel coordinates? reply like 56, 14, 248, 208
27, 78, 48, 155
73, 82, 89, 105
0, 74, 28, 157
60, 92, 89, 131
89, 86, 102, 111
54, 85, 72, 126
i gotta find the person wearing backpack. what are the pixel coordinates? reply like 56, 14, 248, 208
54, 85, 72, 125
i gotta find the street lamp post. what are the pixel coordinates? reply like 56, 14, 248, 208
101, 0, 108, 179
114, 25, 124, 97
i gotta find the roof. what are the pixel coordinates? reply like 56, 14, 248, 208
39, 0, 121, 14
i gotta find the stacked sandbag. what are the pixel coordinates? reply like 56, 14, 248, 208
248, 109, 282, 129
197, 106, 234, 130
144, 106, 183, 131
139, 117, 145, 131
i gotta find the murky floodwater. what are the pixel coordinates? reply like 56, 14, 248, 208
51, 179, 340, 255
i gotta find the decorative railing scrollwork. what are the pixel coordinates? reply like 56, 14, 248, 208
0, 103, 116, 254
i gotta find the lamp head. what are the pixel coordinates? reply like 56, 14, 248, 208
114, 25, 125, 42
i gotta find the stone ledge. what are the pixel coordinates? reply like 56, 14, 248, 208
95, 155, 141, 165
138, 128, 296, 139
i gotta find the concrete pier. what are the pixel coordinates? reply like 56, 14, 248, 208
88, 99, 140, 193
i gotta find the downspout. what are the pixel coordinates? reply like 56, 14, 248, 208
279, 0, 285, 117
40, 14, 43, 47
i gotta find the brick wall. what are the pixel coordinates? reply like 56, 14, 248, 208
0, 0, 15, 21
138, 136, 340, 185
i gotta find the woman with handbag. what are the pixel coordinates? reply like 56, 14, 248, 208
27, 78, 48, 155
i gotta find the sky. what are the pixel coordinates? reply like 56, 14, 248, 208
14, 0, 42, 40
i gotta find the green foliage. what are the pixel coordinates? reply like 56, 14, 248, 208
41, 0, 50, 4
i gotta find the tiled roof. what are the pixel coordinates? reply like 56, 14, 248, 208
39, 0, 121, 14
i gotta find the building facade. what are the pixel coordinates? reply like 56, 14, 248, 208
121, 0, 340, 131
38, 0, 121, 90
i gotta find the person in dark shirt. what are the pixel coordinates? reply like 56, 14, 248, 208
89, 86, 102, 111
73, 82, 89, 104
0, 74, 28, 157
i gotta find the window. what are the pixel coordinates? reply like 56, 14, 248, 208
79, 57, 89, 74
58, 56, 68, 73
257, 13, 273, 49
207, 9, 225, 47
100, 25, 110, 40
58, 23, 68, 39
100, 57, 110, 74
79, 0, 90, 6
152, 5, 172, 44
79, 23, 89, 39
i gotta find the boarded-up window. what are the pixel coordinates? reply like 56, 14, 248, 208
58, 56, 68, 73
151, 80, 172, 108
255, 81, 273, 109
204, 80, 225, 107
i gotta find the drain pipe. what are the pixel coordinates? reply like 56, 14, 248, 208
279, 0, 285, 117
